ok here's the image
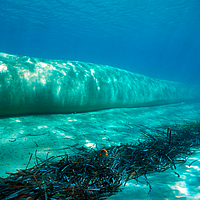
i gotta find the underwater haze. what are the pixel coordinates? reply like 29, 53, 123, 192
0, 0, 200, 84
1, 1, 200, 199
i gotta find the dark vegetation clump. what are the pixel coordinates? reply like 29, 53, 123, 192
1, 122, 200, 199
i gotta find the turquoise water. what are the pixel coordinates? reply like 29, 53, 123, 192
1, 2, 200, 199
0, 0, 200, 84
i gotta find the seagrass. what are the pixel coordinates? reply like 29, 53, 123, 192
0, 123, 200, 199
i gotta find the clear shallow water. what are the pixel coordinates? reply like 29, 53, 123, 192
1, 103, 200, 199
1, 1, 200, 199
0, 0, 200, 84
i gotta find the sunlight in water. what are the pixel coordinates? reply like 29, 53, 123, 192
169, 181, 188, 197
85, 140, 96, 148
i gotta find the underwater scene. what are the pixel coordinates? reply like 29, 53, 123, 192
0, 0, 200, 199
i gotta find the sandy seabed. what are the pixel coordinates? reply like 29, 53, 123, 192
1, 102, 200, 199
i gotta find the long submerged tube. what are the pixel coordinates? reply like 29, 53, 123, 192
0, 52, 200, 116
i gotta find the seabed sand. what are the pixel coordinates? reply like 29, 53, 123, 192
108, 152, 200, 200
1, 102, 200, 199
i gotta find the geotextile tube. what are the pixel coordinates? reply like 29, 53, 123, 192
0, 124, 200, 199
0, 52, 200, 116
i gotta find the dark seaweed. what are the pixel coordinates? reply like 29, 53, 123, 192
0, 124, 200, 199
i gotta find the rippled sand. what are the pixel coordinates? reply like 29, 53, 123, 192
1, 102, 200, 199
